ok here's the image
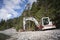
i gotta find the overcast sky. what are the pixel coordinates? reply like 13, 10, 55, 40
0, 0, 36, 20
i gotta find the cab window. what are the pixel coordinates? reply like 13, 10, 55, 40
43, 18, 49, 25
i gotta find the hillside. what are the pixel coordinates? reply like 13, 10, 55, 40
0, 0, 60, 31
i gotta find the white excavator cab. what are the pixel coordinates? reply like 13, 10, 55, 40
41, 17, 56, 30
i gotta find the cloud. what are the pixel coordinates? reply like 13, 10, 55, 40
0, 8, 11, 20
28, 0, 37, 5
4, 0, 21, 9
0, 0, 24, 20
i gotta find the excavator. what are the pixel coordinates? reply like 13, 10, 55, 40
23, 17, 56, 31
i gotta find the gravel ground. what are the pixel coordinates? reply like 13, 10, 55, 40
17, 29, 60, 40
0, 28, 60, 40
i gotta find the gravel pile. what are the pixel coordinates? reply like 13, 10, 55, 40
0, 29, 60, 40
0, 28, 17, 36
16, 30, 60, 40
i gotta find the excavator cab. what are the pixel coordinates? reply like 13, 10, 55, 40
41, 17, 56, 30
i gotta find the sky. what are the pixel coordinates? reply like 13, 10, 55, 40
0, 0, 36, 21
